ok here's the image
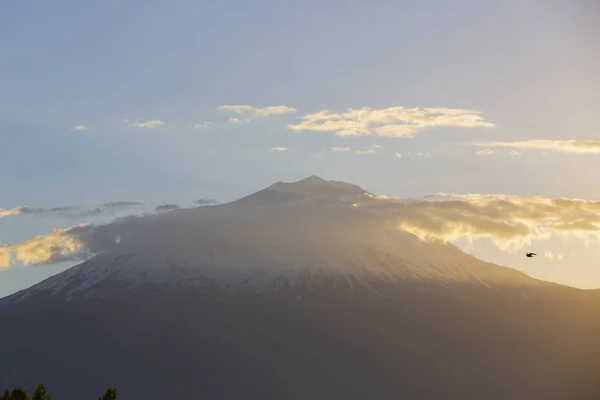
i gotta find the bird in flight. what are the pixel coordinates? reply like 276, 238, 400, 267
526, 252, 536, 258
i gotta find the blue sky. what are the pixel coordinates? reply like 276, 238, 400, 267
1, 0, 599, 297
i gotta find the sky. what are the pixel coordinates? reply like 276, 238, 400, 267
1, 0, 599, 297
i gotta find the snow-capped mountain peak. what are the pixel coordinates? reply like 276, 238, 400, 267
3, 177, 548, 304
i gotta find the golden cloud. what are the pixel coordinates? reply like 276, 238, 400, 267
0, 225, 90, 268
288, 106, 495, 138
393, 193, 600, 251
0, 206, 29, 219
476, 149, 496, 156
356, 149, 376, 155
132, 119, 166, 128
219, 105, 297, 118
475, 140, 600, 154
331, 146, 351, 152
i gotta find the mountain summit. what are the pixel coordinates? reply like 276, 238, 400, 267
230, 175, 373, 207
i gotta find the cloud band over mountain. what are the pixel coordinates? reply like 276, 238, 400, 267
2, 189, 600, 268
393, 193, 600, 250
0, 202, 144, 220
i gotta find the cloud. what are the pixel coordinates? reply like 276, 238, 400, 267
101, 201, 143, 209
395, 152, 403, 158
476, 149, 496, 156
331, 146, 351, 152
4, 189, 600, 269
269, 147, 288, 152
0, 225, 92, 268
509, 150, 523, 156
0, 249, 10, 270
0, 206, 30, 218
288, 106, 495, 138
193, 121, 213, 129
228, 117, 251, 124
132, 119, 166, 128
475, 140, 600, 154
392, 193, 600, 251
0, 202, 144, 220
373, 144, 383, 148
219, 105, 297, 119
544, 251, 564, 261
73, 124, 88, 131
156, 204, 180, 212
194, 198, 217, 205
356, 149, 376, 155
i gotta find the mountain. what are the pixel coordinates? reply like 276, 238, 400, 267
1, 176, 600, 400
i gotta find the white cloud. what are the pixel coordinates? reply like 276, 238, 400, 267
228, 117, 251, 124
356, 149, 376, 155
132, 119, 166, 128
193, 121, 213, 129
269, 147, 288, 152
476, 149, 496, 156
219, 105, 297, 119
372, 144, 383, 148
475, 140, 600, 154
331, 146, 351, 152
509, 150, 523, 156
73, 124, 88, 131
395, 152, 402, 158
219, 105, 255, 115
544, 251, 565, 261
288, 106, 495, 138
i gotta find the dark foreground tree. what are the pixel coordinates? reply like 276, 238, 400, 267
9, 387, 29, 400
98, 388, 117, 400
32, 385, 51, 400
1, 384, 115, 399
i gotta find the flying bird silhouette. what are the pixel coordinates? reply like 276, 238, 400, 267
526, 253, 536, 258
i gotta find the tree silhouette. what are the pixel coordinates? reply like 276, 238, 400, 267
99, 388, 117, 400
32, 385, 51, 400
9, 387, 29, 400
1, 384, 114, 400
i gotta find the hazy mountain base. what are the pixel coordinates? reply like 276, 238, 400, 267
2, 283, 600, 400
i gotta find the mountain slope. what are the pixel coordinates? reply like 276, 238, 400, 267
1, 176, 599, 400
